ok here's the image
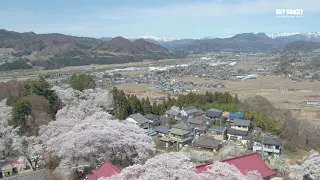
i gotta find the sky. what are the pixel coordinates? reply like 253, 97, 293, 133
0, 0, 319, 38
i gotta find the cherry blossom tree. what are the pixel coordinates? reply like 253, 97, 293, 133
267, 155, 290, 175
99, 152, 261, 180
199, 162, 261, 180
40, 86, 113, 142
0, 99, 19, 159
289, 150, 320, 180
44, 112, 155, 179
40, 87, 155, 179
99, 152, 200, 180
13, 136, 44, 171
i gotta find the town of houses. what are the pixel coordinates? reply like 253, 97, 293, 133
125, 105, 282, 156
84, 105, 283, 180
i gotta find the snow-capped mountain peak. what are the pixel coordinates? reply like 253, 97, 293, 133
126, 36, 179, 42
268, 32, 320, 39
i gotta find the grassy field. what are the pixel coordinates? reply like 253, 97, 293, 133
116, 83, 167, 100
0, 57, 193, 78
175, 76, 320, 110
115, 76, 320, 121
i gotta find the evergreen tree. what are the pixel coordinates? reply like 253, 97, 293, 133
157, 103, 165, 115
69, 74, 95, 91
152, 101, 158, 115
10, 99, 32, 134
112, 87, 119, 116
162, 98, 167, 110
167, 94, 172, 108
233, 94, 240, 105
118, 90, 131, 119
143, 97, 152, 115
141, 98, 146, 114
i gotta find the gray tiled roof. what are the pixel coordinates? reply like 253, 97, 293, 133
234, 119, 251, 126
187, 117, 205, 125
6, 169, 48, 180
159, 115, 169, 123
183, 106, 198, 114
128, 113, 149, 124
208, 126, 227, 133
172, 123, 193, 131
206, 109, 222, 118
198, 125, 209, 132
194, 136, 222, 149
227, 128, 248, 136
254, 136, 282, 146
165, 110, 180, 116
154, 126, 169, 134
144, 114, 159, 121
242, 131, 253, 140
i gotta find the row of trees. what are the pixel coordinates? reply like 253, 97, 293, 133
111, 87, 240, 120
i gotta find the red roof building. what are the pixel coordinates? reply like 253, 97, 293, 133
85, 161, 122, 180
195, 152, 278, 179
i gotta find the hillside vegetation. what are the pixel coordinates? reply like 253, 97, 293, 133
0, 29, 188, 71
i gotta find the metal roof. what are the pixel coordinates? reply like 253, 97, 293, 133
182, 106, 198, 114
154, 126, 169, 134
234, 119, 251, 126
254, 136, 282, 146
208, 126, 227, 133
169, 128, 190, 136
227, 128, 248, 136
128, 113, 149, 124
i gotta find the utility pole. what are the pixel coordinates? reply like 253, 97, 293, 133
261, 135, 265, 160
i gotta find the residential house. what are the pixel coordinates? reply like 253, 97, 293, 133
205, 109, 222, 119
197, 125, 209, 136
0, 163, 14, 178
253, 126, 263, 135
180, 106, 198, 118
165, 109, 180, 119
154, 125, 169, 136
227, 128, 252, 144
193, 136, 222, 152
231, 119, 251, 131
159, 115, 169, 125
252, 136, 282, 156
125, 113, 149, 129
159, 128, 193, 150
4, 169, 48, 180
172, 123, 195, 136
176, 115, 188, 123
306, 97, 320, 106
187, 117, 207, 129
206, 126, 227, 141
195, 152, 278, 180
144, 114, 160, 128
85, 160, 121, 180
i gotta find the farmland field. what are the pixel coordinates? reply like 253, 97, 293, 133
116, 75, 320, 122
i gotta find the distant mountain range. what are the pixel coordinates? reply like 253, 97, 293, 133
100, 32, 320, 52
0, 29, 187, 71
1, 29, 320, 71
